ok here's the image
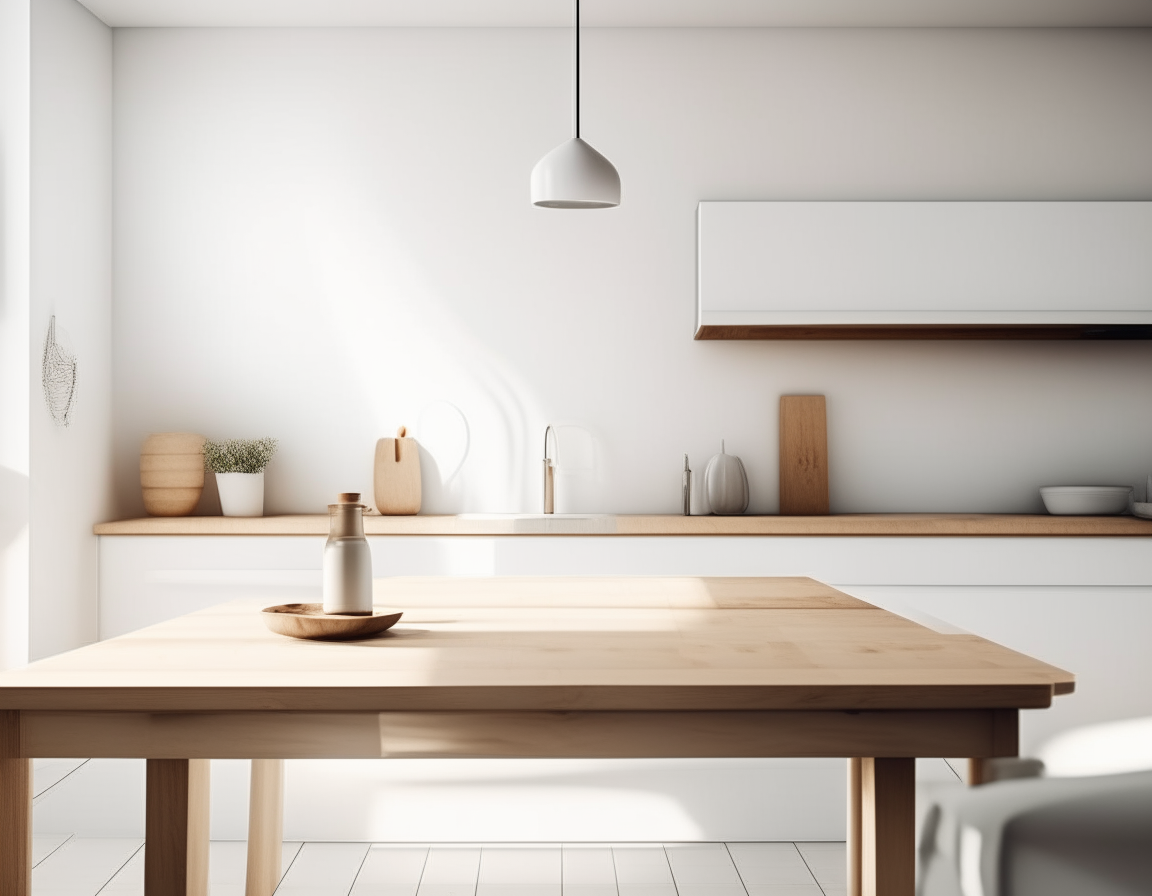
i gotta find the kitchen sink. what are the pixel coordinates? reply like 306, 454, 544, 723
457, 513, 617, 534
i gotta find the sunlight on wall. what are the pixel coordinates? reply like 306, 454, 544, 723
368, 786, 703, 843
266, 757, 845, 842
301, 759, 706, 842
182, 137, 546, 513
1040, 715, 1152, 777
0, 524, 30, 669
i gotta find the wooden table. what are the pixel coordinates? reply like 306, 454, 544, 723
0, 576, 1073, 896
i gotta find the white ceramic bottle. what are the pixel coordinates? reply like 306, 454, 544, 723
322, 492, 373, 615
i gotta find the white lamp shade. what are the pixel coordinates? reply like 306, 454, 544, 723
531, 138, 621, 209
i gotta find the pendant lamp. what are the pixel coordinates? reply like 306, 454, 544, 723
531, 0, 620, 209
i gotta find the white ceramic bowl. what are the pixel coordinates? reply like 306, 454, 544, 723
1040, 486, 1132, 516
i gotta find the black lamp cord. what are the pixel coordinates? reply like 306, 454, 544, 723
574, 0, 581, 138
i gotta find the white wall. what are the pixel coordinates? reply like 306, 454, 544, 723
112, 28, 1152, 519
0, 0, 32, 669
28, 0, 112, 659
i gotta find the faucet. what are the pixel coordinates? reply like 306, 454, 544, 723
543, 425, 556, 514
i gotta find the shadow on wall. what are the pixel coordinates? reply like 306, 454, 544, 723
413, 412, 607, 515
416, 401, 470, 513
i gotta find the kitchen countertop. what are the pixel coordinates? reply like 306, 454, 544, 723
93, 513, 1152, 537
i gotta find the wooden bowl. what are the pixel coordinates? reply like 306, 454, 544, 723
261, 604, 403, 641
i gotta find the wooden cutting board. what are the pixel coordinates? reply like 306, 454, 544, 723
779, 395, 829, 515
374, 426, 422, 515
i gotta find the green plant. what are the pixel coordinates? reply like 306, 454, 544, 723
202, 437, 278, 474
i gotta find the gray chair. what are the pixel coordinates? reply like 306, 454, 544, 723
918, 770, 1152, 896
918, 717, 1152, 896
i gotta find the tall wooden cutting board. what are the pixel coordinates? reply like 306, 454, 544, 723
779, 395, 829, 515
374, 427, 421, 515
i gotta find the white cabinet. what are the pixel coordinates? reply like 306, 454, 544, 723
695, 201, 1152, 338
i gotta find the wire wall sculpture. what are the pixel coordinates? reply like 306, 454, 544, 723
42, 315, 78, 427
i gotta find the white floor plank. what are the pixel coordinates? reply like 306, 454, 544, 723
477, 846, 562, 896
616, 886, 677, 896
673, 887, 747, 896
32, 760, 88, 801
99, 847, 144, 895
480, 846, 562, 884
610, 847, 674, 885
84, 840, 305, 896
726, 843, 819, 888
420, 846, 482, 885
477, 887, 561, 896
32, 837, 142, 895
415, 886, 478, 896
32, 834, 71, 868
210, 840, 303, 896
33, 759, 144, 837
743, 888, 824, 896
350, 844, 429, 896
664, 844, 743, 886
277, 842, 371, 896
793, 842, 846, 891
350, 884, 427, 896
562, 846, 617, 888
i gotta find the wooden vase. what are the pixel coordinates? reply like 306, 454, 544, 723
140, 432, 206, 516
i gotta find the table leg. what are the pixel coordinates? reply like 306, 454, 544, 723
847, 757, 862, 896
860, 757, 915, 896
968, 758, 989, 785
0, 711, 32, 896
145, 758, 210, 896
246, 759, 285, 896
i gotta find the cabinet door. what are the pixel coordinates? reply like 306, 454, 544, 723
696, 201, 1152, 338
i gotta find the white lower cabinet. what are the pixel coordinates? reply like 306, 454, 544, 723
91, 534, 1152, 842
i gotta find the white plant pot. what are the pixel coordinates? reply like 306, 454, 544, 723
216, 471, 265, 517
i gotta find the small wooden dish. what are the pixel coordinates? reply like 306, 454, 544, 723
262, 604, 403, 641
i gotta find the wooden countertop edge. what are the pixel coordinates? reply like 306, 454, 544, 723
92, 513, 1152, 537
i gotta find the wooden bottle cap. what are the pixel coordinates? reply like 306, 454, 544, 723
336, 492, 361, 504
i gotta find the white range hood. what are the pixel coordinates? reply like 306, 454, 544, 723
696, 200, 1152, 340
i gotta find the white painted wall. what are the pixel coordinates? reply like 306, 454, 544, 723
0, 0, 32, 669
29, 0, 113, 659
112, 27, 1152, 520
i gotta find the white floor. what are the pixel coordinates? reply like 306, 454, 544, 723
29, 840, 849, 896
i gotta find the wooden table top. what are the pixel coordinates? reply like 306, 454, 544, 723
0, 577, 1073, 713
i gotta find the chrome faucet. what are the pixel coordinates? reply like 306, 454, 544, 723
543, 425, 557, 514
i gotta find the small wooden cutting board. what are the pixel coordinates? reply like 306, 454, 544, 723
779, 395, 829, 515
374, 426, 422, 515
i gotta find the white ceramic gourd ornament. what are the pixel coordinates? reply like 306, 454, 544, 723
704, 440, 750, 515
